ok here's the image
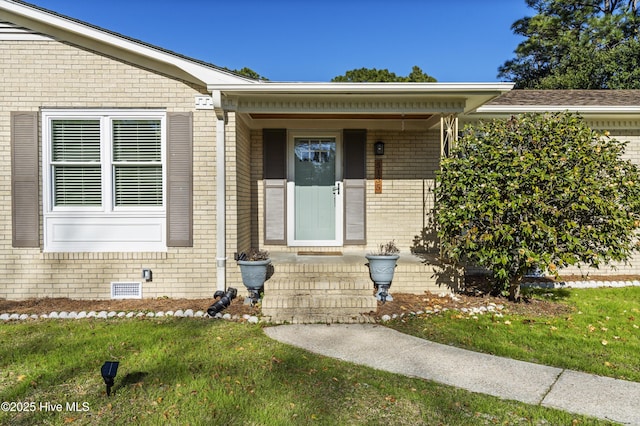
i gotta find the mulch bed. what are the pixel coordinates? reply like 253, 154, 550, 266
4, 273, 631, 320
0, 290, 571, 320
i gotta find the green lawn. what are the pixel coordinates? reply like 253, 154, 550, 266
0, 317, 616, 425
387, 286, 640, 382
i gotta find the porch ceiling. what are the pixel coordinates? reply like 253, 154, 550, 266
244, 113, 437, 130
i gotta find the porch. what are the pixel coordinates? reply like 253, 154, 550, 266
218, 83, 512, 322
258, 250, 462, 323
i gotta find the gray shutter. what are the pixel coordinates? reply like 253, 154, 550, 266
166, 112, 193, 247
264, 179, 287, 244
11, 112, 40, 248
263, 129, 287, 244
344, 180, 366, 244
343, 129, 366, 245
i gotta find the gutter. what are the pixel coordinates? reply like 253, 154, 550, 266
475, 105, 640, 114
207, 82, 515, 95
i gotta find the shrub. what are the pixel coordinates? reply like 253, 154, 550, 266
435, 112, 640, 300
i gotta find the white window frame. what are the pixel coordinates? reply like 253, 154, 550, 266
42, 109, 167, 252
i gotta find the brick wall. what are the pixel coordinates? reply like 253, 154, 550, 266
227, 114, 252, 288
365, 130, 440, 253
0, 40, 219, 300
251, 130, 266, 250
561, 130, 640, 277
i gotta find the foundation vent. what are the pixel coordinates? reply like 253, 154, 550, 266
111, 282, 142, 299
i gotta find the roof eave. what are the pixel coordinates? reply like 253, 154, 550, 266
475, 105, 640, 114
211, 82, 515, 115
209, 82, 515, 94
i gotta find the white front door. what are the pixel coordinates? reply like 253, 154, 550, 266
287, 132, 343, 246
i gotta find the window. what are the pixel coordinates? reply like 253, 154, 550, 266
42, 110, 166, 252
112, 120, 162, 207
48, 115, 163, 209
51, 119, 102, 206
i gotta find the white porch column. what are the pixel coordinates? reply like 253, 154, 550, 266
440, 114, 458, 158
213, 90, 227, 292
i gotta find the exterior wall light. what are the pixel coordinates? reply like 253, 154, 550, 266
374, 141, 385, 155
142, 268, 152, 282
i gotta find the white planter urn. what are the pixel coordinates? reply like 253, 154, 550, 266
238, 258, 271, 305
365, 254, 399, 302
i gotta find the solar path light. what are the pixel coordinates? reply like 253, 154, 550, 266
101, 361, 119, 396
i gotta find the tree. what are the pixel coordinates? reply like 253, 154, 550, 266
224, 67, 269, 80
331, 66, 436, 82
498, 0, 640, 89
435, 112, 640, 300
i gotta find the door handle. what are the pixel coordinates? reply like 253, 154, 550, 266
332, 183, 340, 195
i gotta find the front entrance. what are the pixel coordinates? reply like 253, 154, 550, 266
287, 132, 343, 246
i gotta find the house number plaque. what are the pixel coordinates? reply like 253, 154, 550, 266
375, 159, 383, 194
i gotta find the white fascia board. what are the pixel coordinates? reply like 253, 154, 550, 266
476, 105, 640, 114
0, 0, 253, 86
209, 82, 515, 95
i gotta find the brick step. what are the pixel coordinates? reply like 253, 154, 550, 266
262, 294, 377, 310
262, 310, 376, 324
265, 277, 373, 292
271, 264, 369, 277
267, 257, 449, 295
261, 276, 377, 323
271, 270, 367, 279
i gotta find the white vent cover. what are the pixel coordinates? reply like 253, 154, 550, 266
111, 282, 142, 299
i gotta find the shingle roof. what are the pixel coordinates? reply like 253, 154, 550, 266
487, 90, 640, 107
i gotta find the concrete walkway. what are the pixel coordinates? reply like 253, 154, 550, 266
265, 324, 640, 425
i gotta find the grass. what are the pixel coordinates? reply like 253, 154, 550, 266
0, 318, 616, 425
387, 286, 640, 382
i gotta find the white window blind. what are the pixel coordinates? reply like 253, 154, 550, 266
112, 120, 161, 161
51, 120, 101, 206
112, 120, 162, 206
114, 166, 163, 206
54, 166, 102, 205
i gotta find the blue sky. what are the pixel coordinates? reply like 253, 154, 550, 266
26, 0, 532, 82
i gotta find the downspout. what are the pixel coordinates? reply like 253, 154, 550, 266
213, 90, 226, 292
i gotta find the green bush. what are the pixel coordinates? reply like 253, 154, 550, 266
435, 112, 640, 300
